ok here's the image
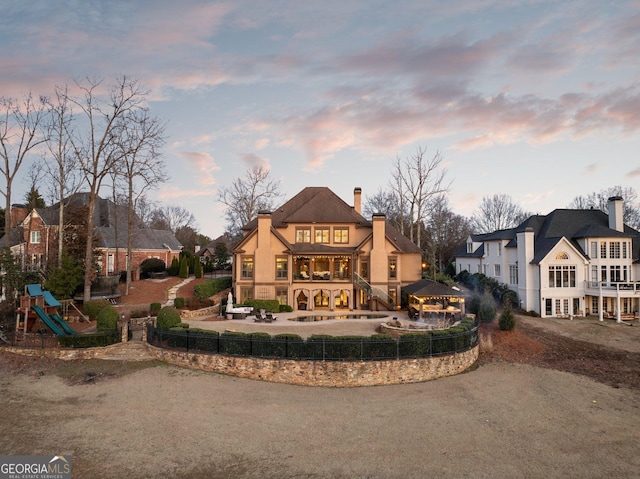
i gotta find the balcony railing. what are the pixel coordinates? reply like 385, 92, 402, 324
584, 281, 640, 293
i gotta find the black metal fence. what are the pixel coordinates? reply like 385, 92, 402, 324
147, 323, 479, 361
1, 330, 121, 349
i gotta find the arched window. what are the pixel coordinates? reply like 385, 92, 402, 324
556, 252, 569, 260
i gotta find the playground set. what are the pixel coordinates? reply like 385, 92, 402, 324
14, 284, 85, 339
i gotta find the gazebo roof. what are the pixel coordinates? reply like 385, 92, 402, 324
403, 279, 465, 298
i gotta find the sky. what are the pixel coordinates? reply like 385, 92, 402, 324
2, 0, 640, 239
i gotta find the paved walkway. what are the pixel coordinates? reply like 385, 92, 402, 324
165, 276, 196, 306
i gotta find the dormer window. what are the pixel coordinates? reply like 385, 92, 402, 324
466, 242, 473, 253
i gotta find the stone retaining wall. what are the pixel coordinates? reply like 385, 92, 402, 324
3, 340, 478, 387
147, 345, 479, 387
4, 344, 126, 361
180, 305, 219, 320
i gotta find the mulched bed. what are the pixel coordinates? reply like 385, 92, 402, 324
481, 319, 640, 390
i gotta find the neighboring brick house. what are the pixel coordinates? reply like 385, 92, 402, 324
232, 186, 423, 311
453, 196, 640, 321
2, 193, 182, 280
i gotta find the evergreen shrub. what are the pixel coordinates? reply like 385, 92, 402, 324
174, 297, 185, 309
96, 305, 119, 331
157, 306, 181, 329
83, 300, 111, 321
272, 334, 305, 358
499, 308, 517, 331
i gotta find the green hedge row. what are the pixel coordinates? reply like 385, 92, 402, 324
194, 277, 233, 299
58, 331, 121, 348
152, 317, 478, 360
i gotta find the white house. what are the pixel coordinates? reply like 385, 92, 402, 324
453, 197, 640, 321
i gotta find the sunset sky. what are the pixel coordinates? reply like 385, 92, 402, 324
2, 1, 639, 238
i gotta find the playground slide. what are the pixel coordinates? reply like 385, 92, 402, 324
50, 313, 77, 336
31, 305, 65, 336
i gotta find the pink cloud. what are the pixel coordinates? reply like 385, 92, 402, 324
178, 151, 220, 186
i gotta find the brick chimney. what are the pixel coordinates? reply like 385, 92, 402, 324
353, 187, 362, 215
10, 204, 28, 227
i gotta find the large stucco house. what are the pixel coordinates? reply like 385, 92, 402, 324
232, 187, 423, 311
453, 196, 640, 321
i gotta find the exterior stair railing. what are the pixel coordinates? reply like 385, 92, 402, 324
353, 272, 393, 308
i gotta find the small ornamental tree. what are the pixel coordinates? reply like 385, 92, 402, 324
168, 257, 180, 276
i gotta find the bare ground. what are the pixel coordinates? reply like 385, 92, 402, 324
1, 278, 639, 478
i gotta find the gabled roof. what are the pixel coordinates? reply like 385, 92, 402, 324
1, 192, 183, 252
403, 279, 465, 298
242, 187, 370, 230
455, 207, 640, 264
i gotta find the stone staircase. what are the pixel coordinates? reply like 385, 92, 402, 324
95, 341, 156, 361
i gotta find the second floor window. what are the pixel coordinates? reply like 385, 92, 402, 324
610, 241, 620, 259
241, 257, 254, 279
296, 228, 311, 243
315, 228, 330, 244
30, 231, 41, 244
549, 265, 576, 288
334, 228, 349, 244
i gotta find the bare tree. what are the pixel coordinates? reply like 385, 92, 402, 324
391, 146, 451, 247
148, 204, 196, 233
217, 165, 284, 237
569, 186, 640, 230
66, 76, 155, 302
363, 186, 405, 231
119, 111, 167, 293
133, 194, 159, 227
472, 194, 530, 233
424, 194, 473, 275
43, 85, 81, 268
0, 93, 48, 247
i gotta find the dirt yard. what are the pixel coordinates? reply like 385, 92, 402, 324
1, 278, 639, 478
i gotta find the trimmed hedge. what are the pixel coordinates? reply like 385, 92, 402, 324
174, 297, 185, 309
244, 299, 280, 313
194, 277, 232, 299
150, 303, 162, 315
157, 306, 181, 329
150, 318, 479, 360
59, 331, 120, 348
96, 305, 119, 332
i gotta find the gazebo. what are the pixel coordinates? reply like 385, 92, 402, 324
403, 279, 466, 320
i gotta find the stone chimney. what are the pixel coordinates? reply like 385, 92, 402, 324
607, 196, 624, 232
353, 187, 362, 215
10, 204, 28, 228
255, 210, 272, 283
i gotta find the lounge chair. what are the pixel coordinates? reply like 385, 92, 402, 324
266, 312, 277, 321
